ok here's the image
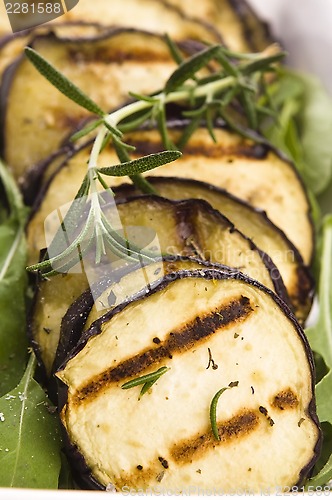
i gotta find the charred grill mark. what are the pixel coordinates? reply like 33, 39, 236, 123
74, 296, 253, 404
272, 389, 299, 411
119, 410, 259, 486
171, 410, 259, 463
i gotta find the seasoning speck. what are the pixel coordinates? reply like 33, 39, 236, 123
298, 418, 305, 427
158, 456, 169, 469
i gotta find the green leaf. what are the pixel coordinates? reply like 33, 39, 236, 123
0, 162, 29, 397
98, 150, 181, 177
306, 454, 332, 489
305, 215, 332, 487
306, 215, 332, 366
0, 355, 62, 488
299, 74, 332, 195
24, 47, 105, 117
165, 45, 220, 93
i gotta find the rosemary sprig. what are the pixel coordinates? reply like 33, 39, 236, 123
24, 40, 285, 277
121, 366, 170, 400
210, 381, 239, 440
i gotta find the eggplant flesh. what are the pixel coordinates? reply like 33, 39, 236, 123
29, 196, 282, 375
57, 269, 320, 493
114, 176, 313, 323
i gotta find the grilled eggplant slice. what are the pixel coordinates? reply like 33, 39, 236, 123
56, 269, 321, 492
30, 125, 314, 265
1, 29, 184, 180
29, 195, 284, 375
114, 177, 313, 322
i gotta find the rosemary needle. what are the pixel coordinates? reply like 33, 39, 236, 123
121, 366, 170, 399
210, 381, 239, 440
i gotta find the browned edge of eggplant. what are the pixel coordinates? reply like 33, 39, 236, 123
113, 175, 315, 314
227, 0, 274, 51
55, 267, 322, 492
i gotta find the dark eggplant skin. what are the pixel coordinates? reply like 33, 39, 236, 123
56, 267, 322, 492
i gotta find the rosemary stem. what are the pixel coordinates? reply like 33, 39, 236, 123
87, 75, 237, 197
88, 126, 108, 170
104, 76, 237, 131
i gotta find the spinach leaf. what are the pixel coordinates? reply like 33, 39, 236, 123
0, 354, 62, 488
0, 161, 29, 396
306, 215, 332, 486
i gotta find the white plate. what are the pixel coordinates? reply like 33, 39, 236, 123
1, 1, 331, 497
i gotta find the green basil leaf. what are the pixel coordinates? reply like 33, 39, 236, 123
25, 47, 105, 117
0, 355, 62, 488
0, 162, 29, 396
98, 150, 181, 177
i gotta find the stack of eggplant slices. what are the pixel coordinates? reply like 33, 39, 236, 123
0, 0, 321, 494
